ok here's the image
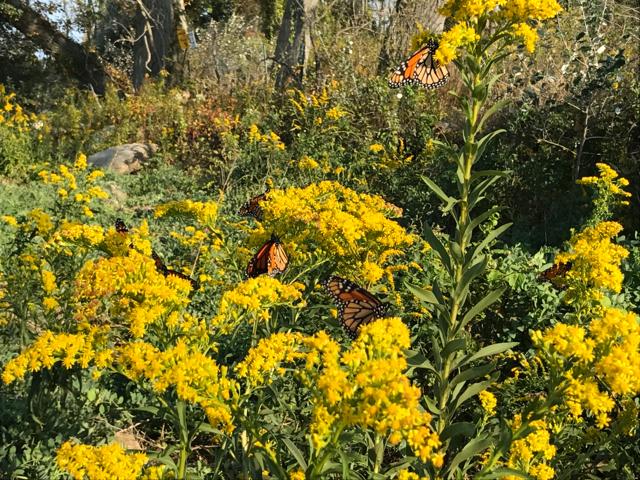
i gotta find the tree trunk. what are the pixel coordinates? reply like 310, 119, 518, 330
132, 0, 177, 90
377, 0, 445, 75
0, 0, 106, 94
273, 0, 318, 90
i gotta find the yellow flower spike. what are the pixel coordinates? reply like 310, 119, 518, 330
155, 199, 219, 227
56, 441, 148, 480
213, 277, 304, 333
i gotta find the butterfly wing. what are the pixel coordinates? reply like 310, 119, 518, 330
540, 261, 572, 286
412, 40, 449, 89
246, 238, 275, 278
323, 275, 388, 337
152, 251, 199, 290
267, 241, 289, 276
388, 45, 431, 88
239, 191, 268, 220
115, 218, 129, 234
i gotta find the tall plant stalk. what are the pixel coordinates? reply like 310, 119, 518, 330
407, 2, 566, 476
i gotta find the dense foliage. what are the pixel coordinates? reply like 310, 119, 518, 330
0, 0, 638, 479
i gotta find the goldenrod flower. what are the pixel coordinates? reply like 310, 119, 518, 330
479, 390, 497, 416
56, 441, 147, 480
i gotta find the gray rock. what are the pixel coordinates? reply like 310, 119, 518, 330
88, 143, 158, 174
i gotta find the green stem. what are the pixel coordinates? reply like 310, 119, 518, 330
436, 68, 486, 436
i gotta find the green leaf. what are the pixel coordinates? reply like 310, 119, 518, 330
448, 436, 493, 473
469, 177, 503, 211
457, 342, 518, 369
453, 380, 493, 411
406, 282, 438, 304
472, 223, 512, 257
442, 338, 466, 359
283, 438, 307, 470
475, 129, 506, 163
406, 349, 437, 374
423, 225, 451, 274
458, 287, 506, 333
479, 467, 534, 479
450, 361, 496, 389
462, 206, 502, 245
471, 169, 509, 180
423, 395, 441, 415
422, 175, 453, 205
440, 422, 476, 441
454, 255, 487, 300
477, 103, 509, 134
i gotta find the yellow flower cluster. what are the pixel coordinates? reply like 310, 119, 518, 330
435, 23, 480, 65
155, 199, 219, 227
56, 441, 147, 480
437, 0, 561, 62
38, 155, 108, 218
298, 155, 319, 170
248, 124, 286, 151
52, 221, 106, 248
479, 390, 497, 416
237, 319, 442, 465
2, 327, 112, 384
213, 277, 304, 333
397, 471, 429, 480
288, 86, 347, 131
0, 84, 46, 133
555, 221, 628, 304
533, 307, 640, 427
236, 332, 304, 386
27, 208, 54, 235
256, 181, 414, 283
505, 416, 556, 480
116, 340, 237, 432
74, 249, 193, 338
577, 163, 631, 200
577, 163, 632, 222
104, 220, 153, 257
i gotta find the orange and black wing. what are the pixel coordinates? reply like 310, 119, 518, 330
115, 218, 129, 234
267, 241, 289, 276
239, 190, 269, 221
412, 40, 449, 89
540, 261, 572, 286
322, 275, 388, 338
247, 234, 288, 278
388, 45, 431, 88
152, 250, 200, 291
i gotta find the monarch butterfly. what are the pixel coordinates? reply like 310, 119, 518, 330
115, 218, 129, 234
540, 261, 572, 286
152, 251, 200, 291
246, 233, 289, 278
323, 275, 388, 338
114, 219, 200, 291
388, 39, 449, 89
239, 190, 269, 221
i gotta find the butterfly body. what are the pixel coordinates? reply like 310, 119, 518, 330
246, 233, 289, 278
388, 39, 449, 89
323, 275, 388, 338
540, 261, 572, 287
114, 219, 199, 291
239, 190, 269, 221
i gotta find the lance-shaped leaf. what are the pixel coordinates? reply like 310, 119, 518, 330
455, 342, 519, 370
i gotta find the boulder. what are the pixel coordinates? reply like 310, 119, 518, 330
88, 143, 157, 174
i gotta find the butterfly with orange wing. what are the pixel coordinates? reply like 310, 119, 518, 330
246, 233, 289, 278
388, 39, 449, 89
540, 261, 572, 288
239, 189, 269, 221
323, 275, 389, 338
115, 218, 200, 291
